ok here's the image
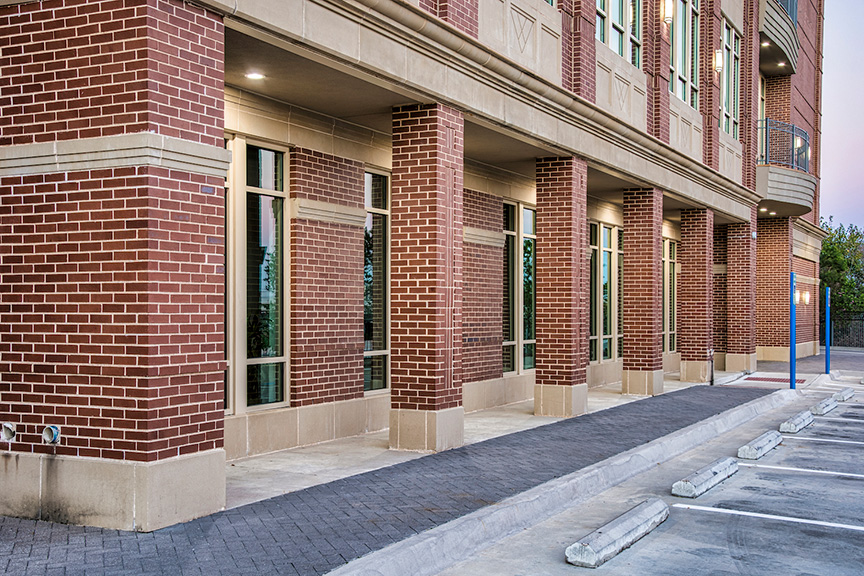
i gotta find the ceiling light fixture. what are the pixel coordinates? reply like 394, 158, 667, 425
245, 72, 265, 80
761, 41, 770, 47
759, 207, 768, 212
769, 211, 777, 216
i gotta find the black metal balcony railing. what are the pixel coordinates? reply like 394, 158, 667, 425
775, 0, 798, 26
758, 118, 810, 173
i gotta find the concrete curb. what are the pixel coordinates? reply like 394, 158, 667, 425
671, 457, 738, 498
565, 498, 669, 568
811, 397, 838, 415
737, 430, 782, 460
834, 388, 855, 402
326, 389, 800, 576
779, 410, 814, 434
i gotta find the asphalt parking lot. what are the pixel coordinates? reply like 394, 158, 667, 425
438, 378, 864, 576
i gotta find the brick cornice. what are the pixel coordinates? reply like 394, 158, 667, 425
0, 133, 232, 178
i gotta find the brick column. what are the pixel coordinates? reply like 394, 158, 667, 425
534, 157, 588, 417
389, 104, 464, 452
419, 0, 478, 38
622, 189, 664, 395
560, 0, 596, 101
0, 0, 228, 530
645, 0, 671, 143
726, 207, 758, 372
679, 209, 714, 382
755, 216, 792, 361
741, 0, 760, 189
700, 0, 721, 170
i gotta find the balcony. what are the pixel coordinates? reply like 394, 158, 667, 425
759, 0, 799, 75
756, 118, 816, 217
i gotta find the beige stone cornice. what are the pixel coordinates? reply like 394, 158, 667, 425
0, 133, 232, 178
464, 226, 506, 248
289, 197, 367, 227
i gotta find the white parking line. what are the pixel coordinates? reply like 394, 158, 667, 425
738, 462, 864, 479
672, 504, 864, 532
782, 436, 864, 446
814, 416, 864, 423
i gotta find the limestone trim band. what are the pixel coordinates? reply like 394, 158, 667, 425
0, 133, 232, 178
463, 226, 506, 248
289, 197, 367, 227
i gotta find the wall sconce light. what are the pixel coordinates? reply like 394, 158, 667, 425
714, 49, 724, 73
42, 425, 61, 444
663, 0, 674, 24
794, 290, 801, 305
1, 423, 15, 442
803, 291, 811, 306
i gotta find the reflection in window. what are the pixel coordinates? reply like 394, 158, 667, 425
523, 208, 536, 370
503, 203, 536, 372
364, 173, 389, 391
669, 0, 700, 108
589, 223, 623, 364
503, 204, 516, 372
246, 193, 282, 359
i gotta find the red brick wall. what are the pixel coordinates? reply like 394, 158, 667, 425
756, 217, 792, 347
0, 0, 225, 462
700, 0, 721, 170
390, 104, 463, 412
288, 149, 365, 406
0, 167, 226, 462
644, 0, 671, 143
623, 188, 663, 372
418, 0, 478, 38
463, 189, 503, 384
559, 0, 596, 101
741, 0, 760, 190
727, 209, 757, 355
536, 157, 588, 387
793, 256, 819, 345
0, 0, 224, 147
712, 226, 728, 353
679, 209, 714, 361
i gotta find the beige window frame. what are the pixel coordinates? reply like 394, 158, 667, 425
225, 134, 291, 415
589, 222, 624, 364
662, 238, 678, 353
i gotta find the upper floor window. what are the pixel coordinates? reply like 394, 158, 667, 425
670, 0, 699, 108
596, 0, 642, 67
721, 20, 741, 138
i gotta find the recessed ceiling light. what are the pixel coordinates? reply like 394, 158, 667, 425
245, 72, 265, 80
759, 207, 768, 212
778, 62, 786, 67
761, 41, 770, 47
769, 212, 777, 216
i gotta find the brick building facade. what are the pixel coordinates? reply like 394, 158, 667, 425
0, 0, 825, 530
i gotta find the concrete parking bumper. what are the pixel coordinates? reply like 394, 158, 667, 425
671, 457, 738, 498
779, 410, 814, 433
737, 430, 782, 460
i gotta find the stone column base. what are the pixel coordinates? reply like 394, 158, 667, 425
389, 406, 464, 452
680, 360, 711, 383
0, 449, 225, 532
534, 383, 588, 417
622, 369, 664, 395
727, 352, 758, 372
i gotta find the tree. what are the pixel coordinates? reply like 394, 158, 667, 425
820, 217, 864, 313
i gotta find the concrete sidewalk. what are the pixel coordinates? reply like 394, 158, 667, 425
2, 379, 801, 576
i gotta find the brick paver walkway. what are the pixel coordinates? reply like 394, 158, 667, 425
0, 385, 770, 576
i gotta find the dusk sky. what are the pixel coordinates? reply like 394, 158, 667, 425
819, 0, 864, 229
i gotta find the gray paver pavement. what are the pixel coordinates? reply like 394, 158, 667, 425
0, 385, 771, 576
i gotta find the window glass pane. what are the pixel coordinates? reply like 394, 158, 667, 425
602, 338, 612, 360
503, 345, 516, 373
504, 204, 516, 232
602, 251, 612, 336
523, 237, 536, 340
590, 222, 599, 246
247, 193, 283, 358
364, 356, 387, 392
247, 363, 283, 406
503, 235, 516, 341
246, 145, 283, 191
590, 248, 598, 337
590, 339, 598, 362
630, 0, 640, 39
617, 251, 623, 337
365, 212, 387, 352
523, 208, 536, 235
365, 173, 387, 210
611, 0, 623, 25
602, 226, 612, 249
612, 28, 624, 56
669, 261, 676, 332
523, 343, 536, 370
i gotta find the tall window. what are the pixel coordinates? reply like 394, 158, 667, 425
662, 239, 678, 353
245, 145, 286, 407
596, 0, 642, 67
503, 203, 537, 372
589, 222, 624, 363
670, 0, 700, 108
364, 172, 389, 391
721, 20, 741, 138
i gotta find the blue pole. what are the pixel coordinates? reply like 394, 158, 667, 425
825, 287, 831, 375
790, 273, 796, 389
